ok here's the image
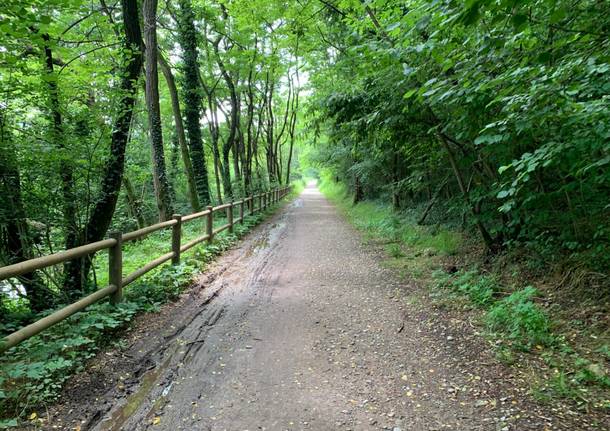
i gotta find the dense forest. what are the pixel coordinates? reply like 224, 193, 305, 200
0, 0, 609, 425
306, 0, 609, 263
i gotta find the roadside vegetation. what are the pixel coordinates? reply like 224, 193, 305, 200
320, 178, 609, 413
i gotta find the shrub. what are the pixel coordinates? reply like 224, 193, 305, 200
486, 286, 554, 349
434, 269, 497, 306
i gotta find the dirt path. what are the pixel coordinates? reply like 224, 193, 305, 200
50, 185, 603, 430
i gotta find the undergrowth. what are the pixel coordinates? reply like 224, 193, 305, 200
320, 179, 461, 257
0, 194, 293, 428
320, 178, 609, 412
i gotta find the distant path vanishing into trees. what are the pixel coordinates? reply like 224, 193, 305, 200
46, 184, 601, 431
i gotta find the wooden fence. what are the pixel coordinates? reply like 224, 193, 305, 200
0, 186, 291, 354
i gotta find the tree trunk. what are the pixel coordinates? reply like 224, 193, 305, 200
221, 145, 233, 199
204, 89, 223, 204
158, 51, 200, 211
42, 33, 81, 295
286, 64, 300, 187
418, 176, 449, 225
244, 65, 256, 195
214, 44, 237, 198
354, 175, 363, 204
392, 150, 400, 210
177, 0, 211, 205
143, 0, 173, 222
233, 129, 242, 194
123, 176, 146, 229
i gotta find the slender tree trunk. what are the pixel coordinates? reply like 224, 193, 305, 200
391, 149, 401, 210
158, 52, 200, 211
214, 43, 237, 198
286, 57, 300, 184
123, 176, 146, 229
177, 0, 211, 205
143, 0, 173, 221
418, 176, 449, 225
265, 74, 277, 184
221, 144, 233, 198
206, 93, 223, 204
244, 67, 256, 195
42, 33, 82, 295
233, 130, 242, 193
354, 175, 363, 204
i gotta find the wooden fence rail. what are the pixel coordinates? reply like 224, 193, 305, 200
0, 186, 291, 354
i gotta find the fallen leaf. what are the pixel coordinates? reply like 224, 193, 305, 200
152, 416, 161, 425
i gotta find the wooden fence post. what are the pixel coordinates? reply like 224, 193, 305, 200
239, 199, 244, 224
206, 205, 214, 243
228, 201, 234, 233
172, 214, 182, 264
109, 231, 123, 305
249, 197, 254, 216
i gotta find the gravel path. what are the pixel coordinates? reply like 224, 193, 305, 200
83, 184, 603, 431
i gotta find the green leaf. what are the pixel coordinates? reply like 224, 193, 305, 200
550, 8, 567, 24
474, 134, 504, 145
497, 190, 511, 199
403, 88, 417, 99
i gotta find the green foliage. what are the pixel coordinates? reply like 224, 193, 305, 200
305, 0, 610, 271
320, 176, 462, 256
435, 269, 497, 306
486, 287, 554, 350
0, 300, 142, 418
386, 243, 405, 258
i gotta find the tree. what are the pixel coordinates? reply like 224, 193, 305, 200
62, 0, 144, 294
177, 0, 212, 205
158, 52, 200, 212
143, 0, 173, 221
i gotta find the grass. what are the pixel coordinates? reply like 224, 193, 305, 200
92, 212, 241, 286
320, 179, 461, 257
0, 189, 297, 428
319, 176, 610, 412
